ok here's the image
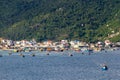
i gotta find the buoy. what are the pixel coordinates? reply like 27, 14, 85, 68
31, 53, 35, 57
69, 54, 73, 56
8, 52, 12, 55
46, 53, 49, 55
0, 54, 3, 57
22, 55, 25, 58
105, 51, 107, 53
82, 52, 84, 55
20, 53, 25, 58
101, 64, 108, 71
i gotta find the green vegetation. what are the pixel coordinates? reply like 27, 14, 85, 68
0, 0, 120, 42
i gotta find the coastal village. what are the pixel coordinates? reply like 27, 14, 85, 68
0, 38, 119, 53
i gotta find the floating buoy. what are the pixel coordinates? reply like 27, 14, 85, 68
46, 53, 49, 55
69, 54, 73, 56
8, 52, 12, 55
82, 52, 84, 55
105, 51, 107, 53
31, 53, 35, 57
20, 53, 25, 58
22, 55, 25, 58
101, 64, 108, 71
0, 54, 3, 57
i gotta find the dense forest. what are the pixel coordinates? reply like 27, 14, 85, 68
0, 0, 120, 42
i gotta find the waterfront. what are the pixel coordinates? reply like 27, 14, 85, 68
0, 50, 120, 80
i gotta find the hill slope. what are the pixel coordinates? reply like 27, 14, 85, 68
0, 0, 120, 42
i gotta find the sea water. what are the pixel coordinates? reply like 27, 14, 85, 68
0, 50, 120, 80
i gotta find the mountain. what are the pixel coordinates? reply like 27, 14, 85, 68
0, 0, 120, 42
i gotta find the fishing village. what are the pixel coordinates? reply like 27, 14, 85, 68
0, 38, 119, 53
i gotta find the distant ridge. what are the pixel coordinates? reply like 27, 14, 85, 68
0, 0, 120, 42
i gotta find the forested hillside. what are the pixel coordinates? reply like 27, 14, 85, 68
0, 0, 120, 42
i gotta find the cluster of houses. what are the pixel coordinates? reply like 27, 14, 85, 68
0, 38, 119, 52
